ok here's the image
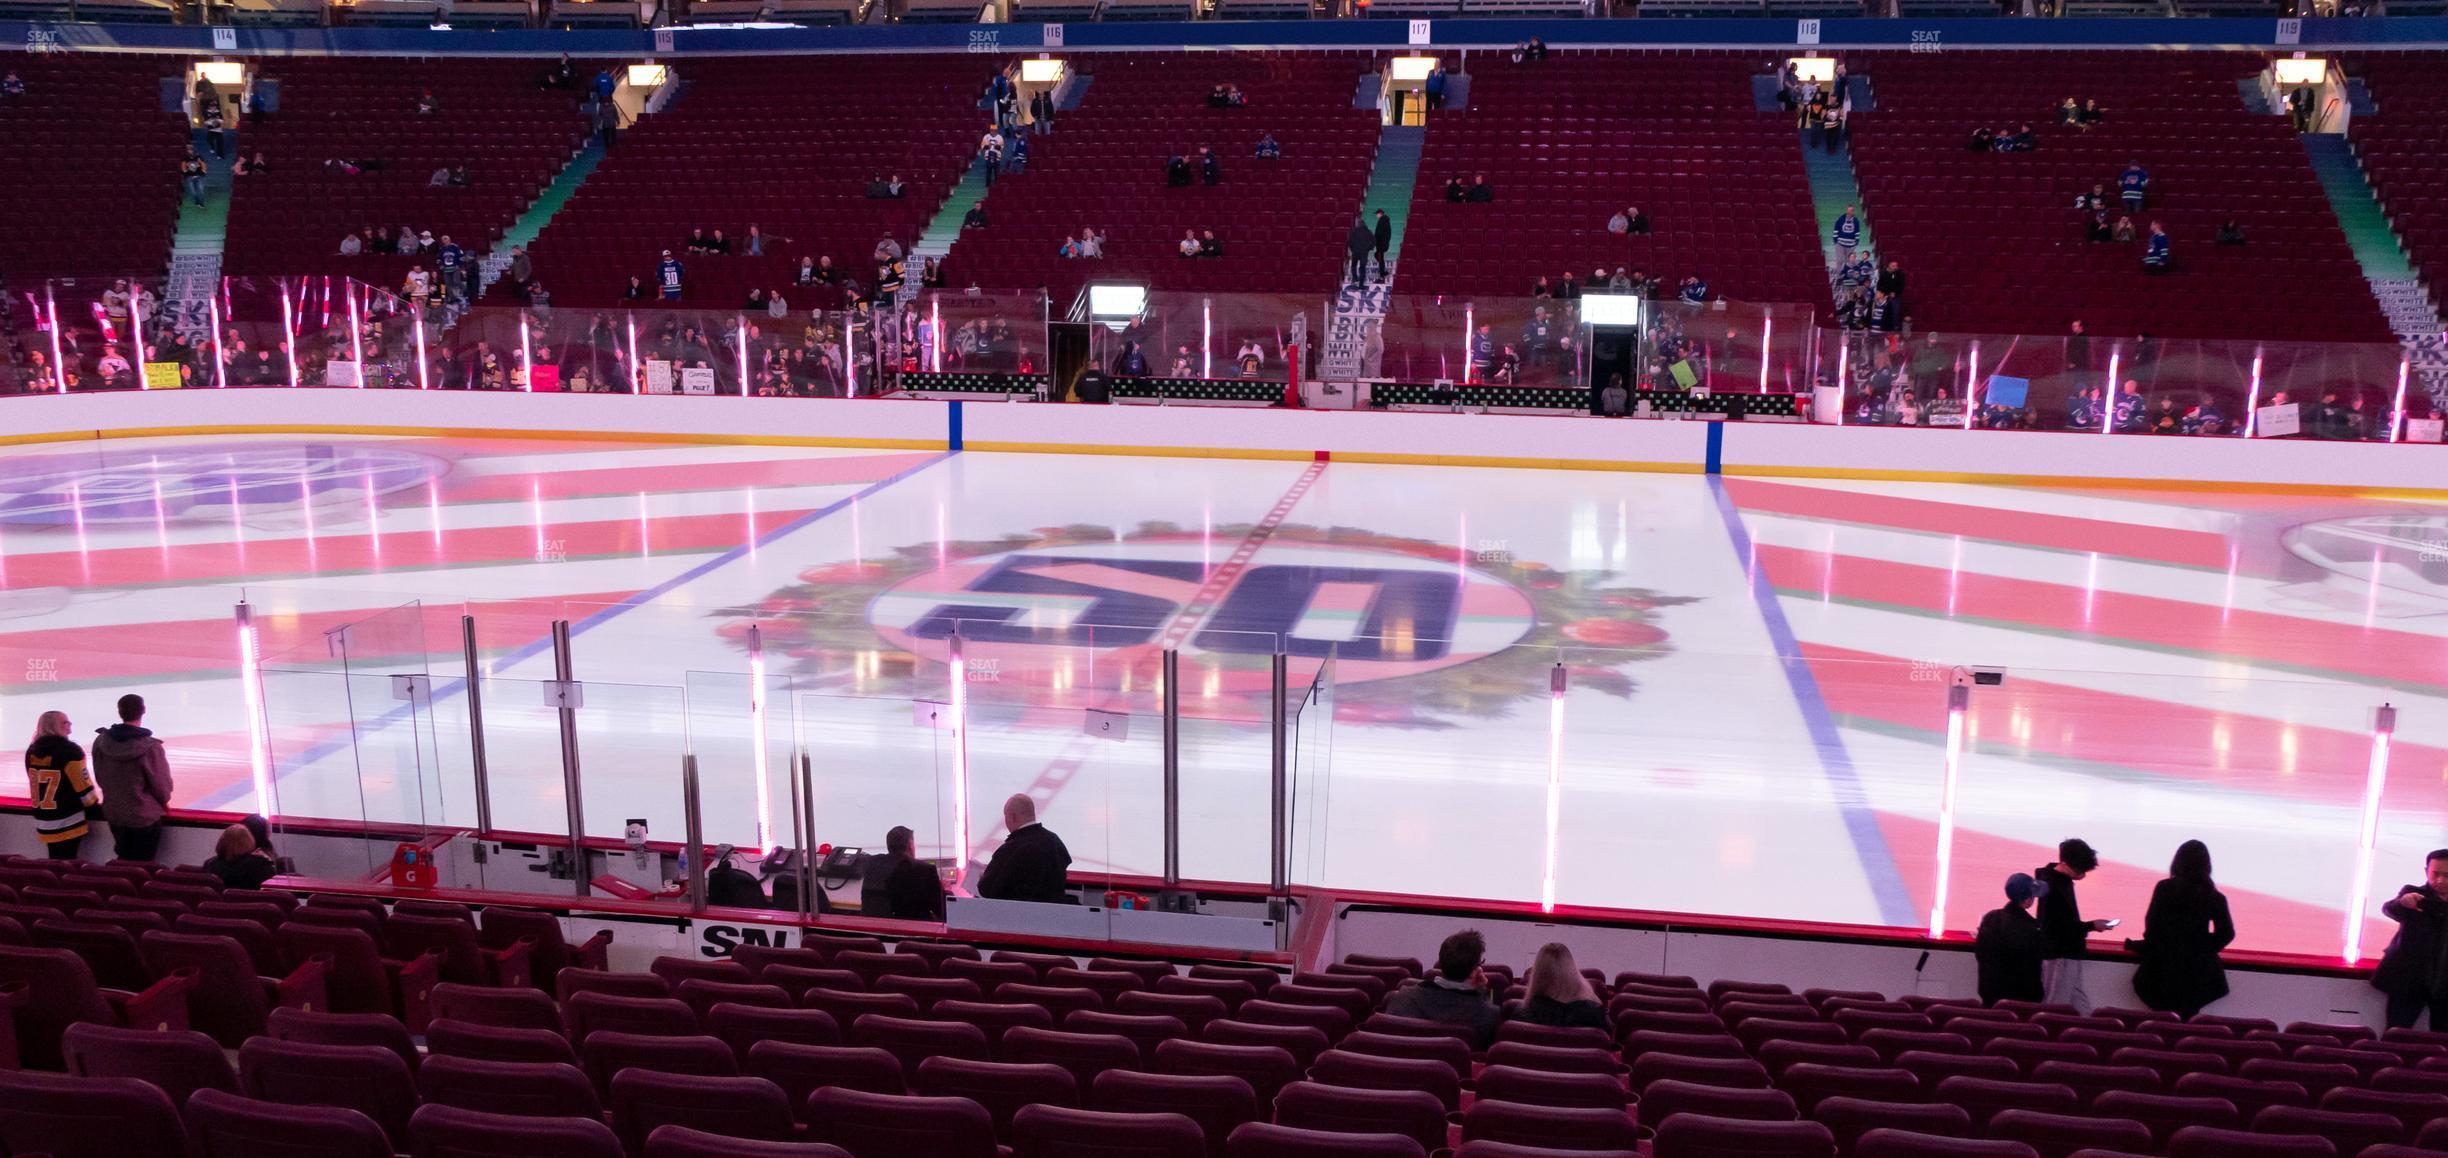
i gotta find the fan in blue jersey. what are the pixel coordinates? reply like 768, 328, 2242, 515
657, 251, 684, 301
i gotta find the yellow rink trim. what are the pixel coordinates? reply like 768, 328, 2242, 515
2, 423, 2441, 499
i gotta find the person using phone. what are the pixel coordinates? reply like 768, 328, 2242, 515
2036, 838, 2118, 1013
2374, 849, 2448, 1029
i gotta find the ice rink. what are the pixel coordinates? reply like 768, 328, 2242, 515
0, 432, 2439, 959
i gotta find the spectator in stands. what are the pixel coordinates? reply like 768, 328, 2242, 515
2216, 219, 2246, 246
202, 103, 227, 158
1465, 174, 1492, 203
2077, 183, 2107, 215
1179, 231, 1203, 259
2086, 206, 2113, 244
877, 261, 905, 298
541, 54, 575, 91
1236, 339, 1266, 375
2148, 395, 2182, 434
746, 288, 767, 312
2375, 849, 2448, 1029
874, 235, 903, 265
2111, 379, 2147, 432
1968, 127, 1995, 153
2034, 838, 2110, 1012
232, 152, 255, 178
181, 149, 208, 207
2059, 96, 2081, 127
988, 70, 1017, 129
1610, 268, 1638, 292
622, 275, 646, 302
1059, 233, 1083, 259
1876, 259, 1906, 300
0, 71, 22, 98
709, 229, 733, 256
1168, 154, 1193, 187
1820, 101, 1845, 154
685, 228, 711, 255
657, 250, 684, 301
92, 693, 174, 863
1346, 218, 1375, 282
2142, 222, 2171, 273
861, 825, 947, 920
962, 201, 988, 231
416, 89, 438, 116
1200, 146, 1222, 186
1113, 340, 1149, 378
2064, 319, 2092, 371
1079, 228, 1105, 258
404, 266, 433, 308
1445, 174, 1466, 203
1256, 132, 1280, 159
1869, 290, 1901, 335
2181, 398, 2225, 435
96, 342, 129, 389
2129, 840, 2235, 1017
978, 793, 1072, 903
1832, 205, 1862, 256
1199, 229, 1223, 258
2111, 216, 2137, 244
447, 165, 471, 187
2118, 160, 2149, 211
1679, 274, 1708, 304
1386, 929, 1504, 1047
746, 224, 780, 257
2067, 386, 2100, 429
1612, 206, 1651, 236
2000, 123, 2036, 152
25, 710, 99, 861
2079, 98, 2104, 127
1513, 37, 1549, 64
1531, 276, 1553, 299
1169, 346, 1196, 376
338, 231, 363, 257
1469, 324, 1494, 380
1030, 88, 1054, 135
1557, 271, 1579, 299
1371, 211, 1392, 277
1515, 942, 1605, 1029
1976, 872, 2050, 1005
202, 823, 278, 890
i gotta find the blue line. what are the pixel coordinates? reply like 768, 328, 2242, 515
948, 400, 964, 452
1704, 421, 1724, 475
1705, 475, 1916, 927
203, 450, 959, 811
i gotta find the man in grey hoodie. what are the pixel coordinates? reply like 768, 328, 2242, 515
1383, 928, 1503, 1048
91, 693, 175, 862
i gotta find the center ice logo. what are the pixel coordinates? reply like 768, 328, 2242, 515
0, 444, 445, 526
720, 524, 1697, 729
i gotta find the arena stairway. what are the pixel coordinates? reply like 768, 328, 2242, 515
1318, 122, 1423, 382
2303, 131, 2448, 405
164, 128, 235, 338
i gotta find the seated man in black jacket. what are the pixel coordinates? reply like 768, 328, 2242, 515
976, 793, 1072, 903
861, 825, 947, 920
